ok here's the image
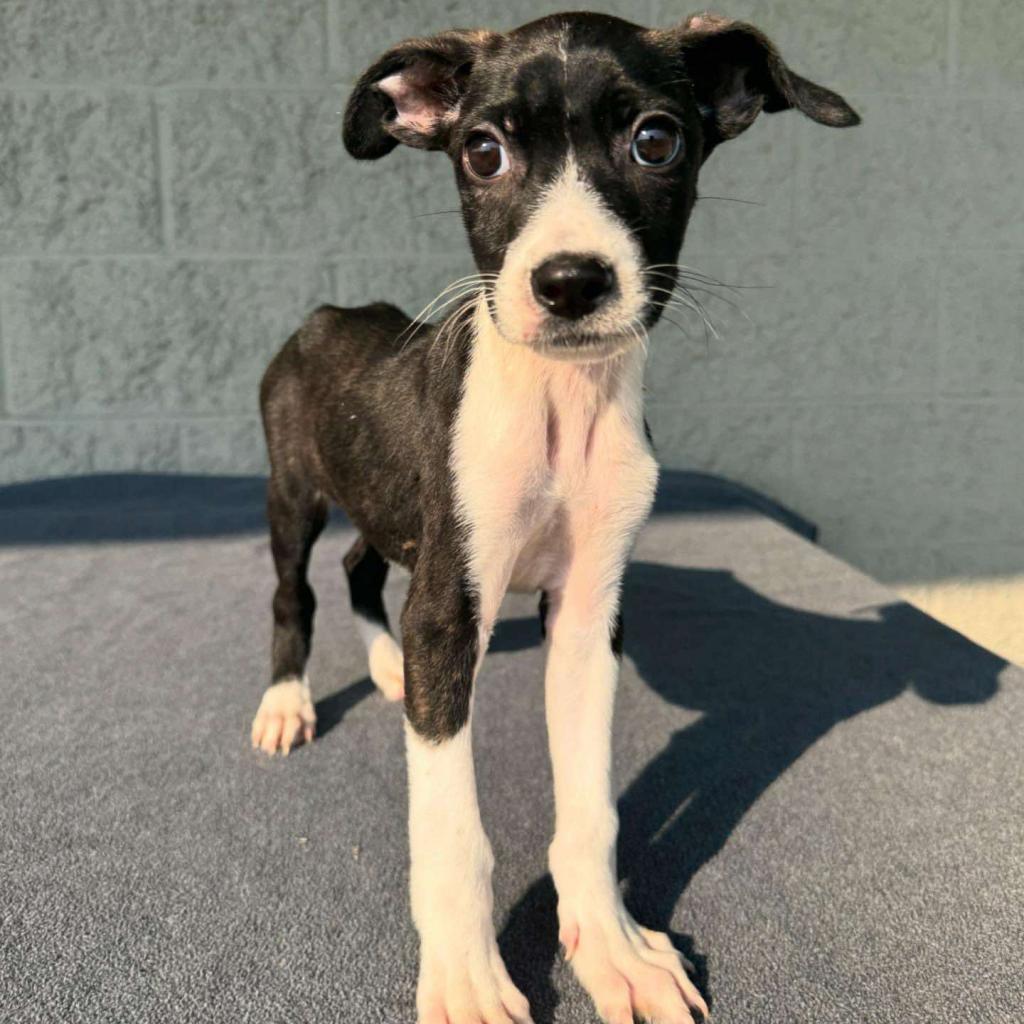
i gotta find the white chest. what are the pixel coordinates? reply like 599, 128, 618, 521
451, 312, 657, 611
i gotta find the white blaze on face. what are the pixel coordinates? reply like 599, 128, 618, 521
492, 156, 646, 353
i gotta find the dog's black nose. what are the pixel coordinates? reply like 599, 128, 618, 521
531, 254, 615, 320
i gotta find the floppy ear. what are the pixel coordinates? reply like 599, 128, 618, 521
342, 29, 497, 160
671, 12, 860, 150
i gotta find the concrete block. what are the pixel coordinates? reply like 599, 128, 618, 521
944, 100, 1024, 252
0, 90, 160, 253
167, 90, 462, 255
956, 0, 1024, 99
0, 419, 181, 485
908, 400, 1024, 545
0, 1, 326, 84
793, 95, 951, 255
788, 400, 1021, 553
772, 0, 947, 95
855, 542, 1024, 585
780, 251, 941, 399
333, 253, 475, 319
331, 0, 645, 76
645, 247, 803, 404
647, 399, 796, 504
788, 402, 927, 548
939, 252, 1024, 396
686, 114, 798, 257
2, 260, 332, 416
181, 418, 269, 475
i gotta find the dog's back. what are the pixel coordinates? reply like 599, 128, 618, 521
259, 301, 466, 570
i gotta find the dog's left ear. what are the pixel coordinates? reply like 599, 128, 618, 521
666, 12, 860, 152
343, 29, 498, 160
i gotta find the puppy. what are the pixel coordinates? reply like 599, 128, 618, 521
250, 11, 858, 1023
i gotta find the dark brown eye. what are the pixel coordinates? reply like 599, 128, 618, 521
463, 132, 510, 179
630, 117, 682, 167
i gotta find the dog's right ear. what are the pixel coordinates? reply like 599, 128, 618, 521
660, 12, 860, 154
343, 30, 497, 160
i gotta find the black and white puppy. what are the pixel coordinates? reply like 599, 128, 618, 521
250, 11, 858, 1024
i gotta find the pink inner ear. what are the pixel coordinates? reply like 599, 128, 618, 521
377, 69, 448, 135
685, 11, 732, 33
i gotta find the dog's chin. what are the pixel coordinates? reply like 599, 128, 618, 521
530, 329, 640, 364
492, 314, 642, 364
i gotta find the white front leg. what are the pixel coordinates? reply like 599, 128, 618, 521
407, 717, 533, 1024
545, 545, 709, 1024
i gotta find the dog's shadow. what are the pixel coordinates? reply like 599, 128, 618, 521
496, 560, 1005, 1023
314, 676, 376, 735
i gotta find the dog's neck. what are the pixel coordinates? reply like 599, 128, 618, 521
451, 295, 656, 621
454, 297, 649, 497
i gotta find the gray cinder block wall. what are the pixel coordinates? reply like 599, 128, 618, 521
1, 0, 1021, 587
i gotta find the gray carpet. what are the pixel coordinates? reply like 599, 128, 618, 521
1, 472, 1021, 1023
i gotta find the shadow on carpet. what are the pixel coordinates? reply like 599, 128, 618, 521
494, 563, 1003, 1022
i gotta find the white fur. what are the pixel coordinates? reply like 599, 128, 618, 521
439, 298, 707, 1021
545, 569, 708, 1024
453, 300, 653, 601
492, 157, 648, 357
354, 613, 404, 701
250, 676, 316, 756
406, 718, 532, 1024
535, 471, 707, 1022
410, 298, 691, 1024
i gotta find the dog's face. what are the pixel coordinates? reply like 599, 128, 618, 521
344, 11, 858, 362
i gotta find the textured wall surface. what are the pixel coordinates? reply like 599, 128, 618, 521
1, 0, 1021, 586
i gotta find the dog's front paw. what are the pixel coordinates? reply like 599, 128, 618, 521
559, 903, 707, 1024
416, 939, 533, 1024
250, 677, 316, 755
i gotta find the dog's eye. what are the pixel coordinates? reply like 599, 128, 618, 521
463, 132, 510, 180
630, 117, 682, 167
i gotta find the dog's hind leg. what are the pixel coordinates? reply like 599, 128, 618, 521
343, 536, 404, 701
251, 474, 327, 755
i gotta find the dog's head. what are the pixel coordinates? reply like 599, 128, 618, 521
343, 11, 858, 362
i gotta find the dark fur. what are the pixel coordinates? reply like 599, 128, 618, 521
259, 12, 858, 742
260, 305, 478, 739
343, 536, 391, 634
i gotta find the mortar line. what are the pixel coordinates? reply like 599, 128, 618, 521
5, 413, 263, 426
0, 251, 475, 264
645, 393, 1024, 412
6, 80, 1015, 100
0, 81, 353, 95
8, 240, 1021, 263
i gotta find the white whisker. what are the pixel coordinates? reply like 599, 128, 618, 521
398, 274, 499, 348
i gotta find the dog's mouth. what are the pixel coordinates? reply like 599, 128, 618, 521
486, 278, 651, 363
527, 321, 645, 363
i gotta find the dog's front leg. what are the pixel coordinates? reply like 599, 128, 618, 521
545, 550, 709, 1024
401, 563, 532, 1024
